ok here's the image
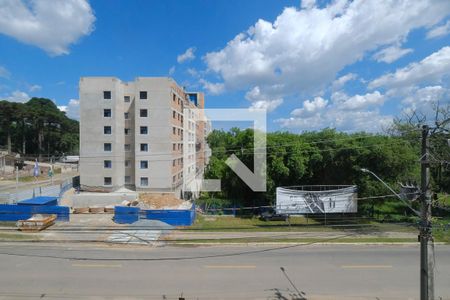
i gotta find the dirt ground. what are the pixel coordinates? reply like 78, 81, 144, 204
138, 193, 186, 209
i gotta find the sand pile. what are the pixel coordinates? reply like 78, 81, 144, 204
138, 193, 192, 209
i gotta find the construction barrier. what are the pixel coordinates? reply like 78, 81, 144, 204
140, 205, 196, 226
0, 204, 70, 221
113, 205, 196, 226
113, 206, 140, 224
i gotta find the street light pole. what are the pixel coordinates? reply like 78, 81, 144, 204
420, 125, 434, 300
361, 164, 433, 300
360, 168, 420, 216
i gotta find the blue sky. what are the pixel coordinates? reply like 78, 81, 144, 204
0, 0, 449, 132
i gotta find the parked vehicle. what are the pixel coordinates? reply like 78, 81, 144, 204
259, 208, 289, 221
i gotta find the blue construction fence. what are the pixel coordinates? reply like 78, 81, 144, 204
0, 204, 70, 221
114, 204, 196, 226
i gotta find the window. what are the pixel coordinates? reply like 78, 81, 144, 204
173, 160, 176, 167
103, 91, 111, 99
140, 91, 147, 99
173, 111, 176, 119
124, 144, 131, 151
104, 160, 112, 168
125, 160, 131, 168
124, 176, 131, 184
124, 128, 130, 135
140, 143, 148, 152
173, 175, 176, 183
140, 126, 148, 134
104, 126, 112, 134
124, 96, 130, 102
104, 109, 111, 117
124, 112, 129, 119
104, 143, 112, 151
140, 160, 148, 169
104, 177, 112, 186
173, 94, 176, 102
140, 177, 149, 186
140, 109, 148, 117
173, 127, 176, 135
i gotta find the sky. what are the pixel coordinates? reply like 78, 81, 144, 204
0, 0, 449, 132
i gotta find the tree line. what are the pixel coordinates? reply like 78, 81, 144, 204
204, 122, 449, 216
0, 98, 79, 159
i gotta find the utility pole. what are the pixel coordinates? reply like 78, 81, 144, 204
420, 125, 434, 300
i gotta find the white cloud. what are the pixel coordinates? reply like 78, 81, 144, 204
204, 0, 450, 100
29, 84, 42, 92
57, 105, 67, 112
372, 45, 413, 63
169, 66, 176, 75
301, 0, 316, 10
332, 73, 358, 90
277, 109, 392, 133
177, 47, 196, 63
332, 91, 385, 110
65, 99, 79, 120
246, 86, 283, 112
291, 96, 328, 117
5, 90, 29, 102
0, 66, 10, 79
369, 46, 450, 89
427, 20, 450, 39
0, 0, 95, 55
276, 91, 389, 132
199, 79, 225, 95
249, 99, 284, 112
187, 68, 199, 77
400, 85, 449, 117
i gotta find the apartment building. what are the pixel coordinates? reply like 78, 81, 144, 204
79, 77, 210, 199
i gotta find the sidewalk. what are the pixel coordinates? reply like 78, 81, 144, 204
0, 171, 78, 193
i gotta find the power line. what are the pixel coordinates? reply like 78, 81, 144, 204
0, 232, 359, 261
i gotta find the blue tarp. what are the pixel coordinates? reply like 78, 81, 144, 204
0, 204, 69, 221
140, 205, 196, 226
18, 196, 58, 206
113, 206, 140, 224
113, 205, 196, 226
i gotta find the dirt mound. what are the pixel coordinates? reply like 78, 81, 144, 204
138, 193, 185, 209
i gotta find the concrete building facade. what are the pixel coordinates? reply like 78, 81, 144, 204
79, 77, 209, 198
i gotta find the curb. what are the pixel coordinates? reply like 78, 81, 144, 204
165, 242, 448, 246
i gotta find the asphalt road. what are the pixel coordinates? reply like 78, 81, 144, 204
0, 243, 449, 299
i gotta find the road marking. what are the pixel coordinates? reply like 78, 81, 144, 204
341, 265, 392, 269
71, 263, 122, 268
204, 265, 256, 269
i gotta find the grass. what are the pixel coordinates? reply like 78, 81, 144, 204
432, 217, 450, 244
190, 215, 323, 232
0, 221, 17, 227
167, 237, 418, 244
18, 175, 48, 182
188, 215, 417, 233
437, 193, 450, 206
0, 232, 39, 241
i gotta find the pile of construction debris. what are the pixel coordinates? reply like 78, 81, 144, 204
137, 193, 192, 210
71, 193, 192, 214
17, 214, 56, 232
